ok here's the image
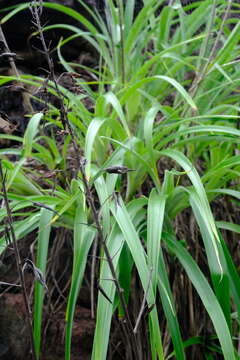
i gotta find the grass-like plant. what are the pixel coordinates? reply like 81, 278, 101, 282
0, 0, 240, 359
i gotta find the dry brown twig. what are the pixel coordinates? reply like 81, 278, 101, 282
0, 25, 33, 115
30, 1, 141, 357
0, 160, 37, 360
189, 0, 233, 98
133, 267, 153, 334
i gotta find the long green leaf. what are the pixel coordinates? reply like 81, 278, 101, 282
65, 205, 95, 360
111, 196, 164, 359
22, 113, 43, 158
34, 208, 54, 358
164, 234, 235, 360
147, 188, 185, 359
147, 188, 166, 292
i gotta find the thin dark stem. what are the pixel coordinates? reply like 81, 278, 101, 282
30, 1, 139, 357
30, 1, 69, 133
134, 268, 153, 334
189, 0, 233, 98
0, 161, 37, 360
0, 25, 33, 114
0, 281, 21, 287
0, 25, 19, 77
78, 162, 140, 358
90, 235, 98, 318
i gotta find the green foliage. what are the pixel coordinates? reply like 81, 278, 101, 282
0, 0, 240, 359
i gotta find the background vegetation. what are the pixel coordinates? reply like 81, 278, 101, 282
0, 0, 240, 359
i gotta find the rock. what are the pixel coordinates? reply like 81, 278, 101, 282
0, 113, 17, 134
45, 306, 95, 359
0, 294, 29, 360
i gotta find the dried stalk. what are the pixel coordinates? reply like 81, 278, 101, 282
0, 25, 33, 114
30, 1, 140, 357
134, 268, 153, 334
0, 161, 37, 360
189, 0, 233, 98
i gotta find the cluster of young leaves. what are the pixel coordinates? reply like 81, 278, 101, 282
0, 0, 240, 359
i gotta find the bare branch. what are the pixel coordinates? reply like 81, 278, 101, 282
30, 1, 140, 357
134, 268, 153, 334
0, 160, 37, 360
